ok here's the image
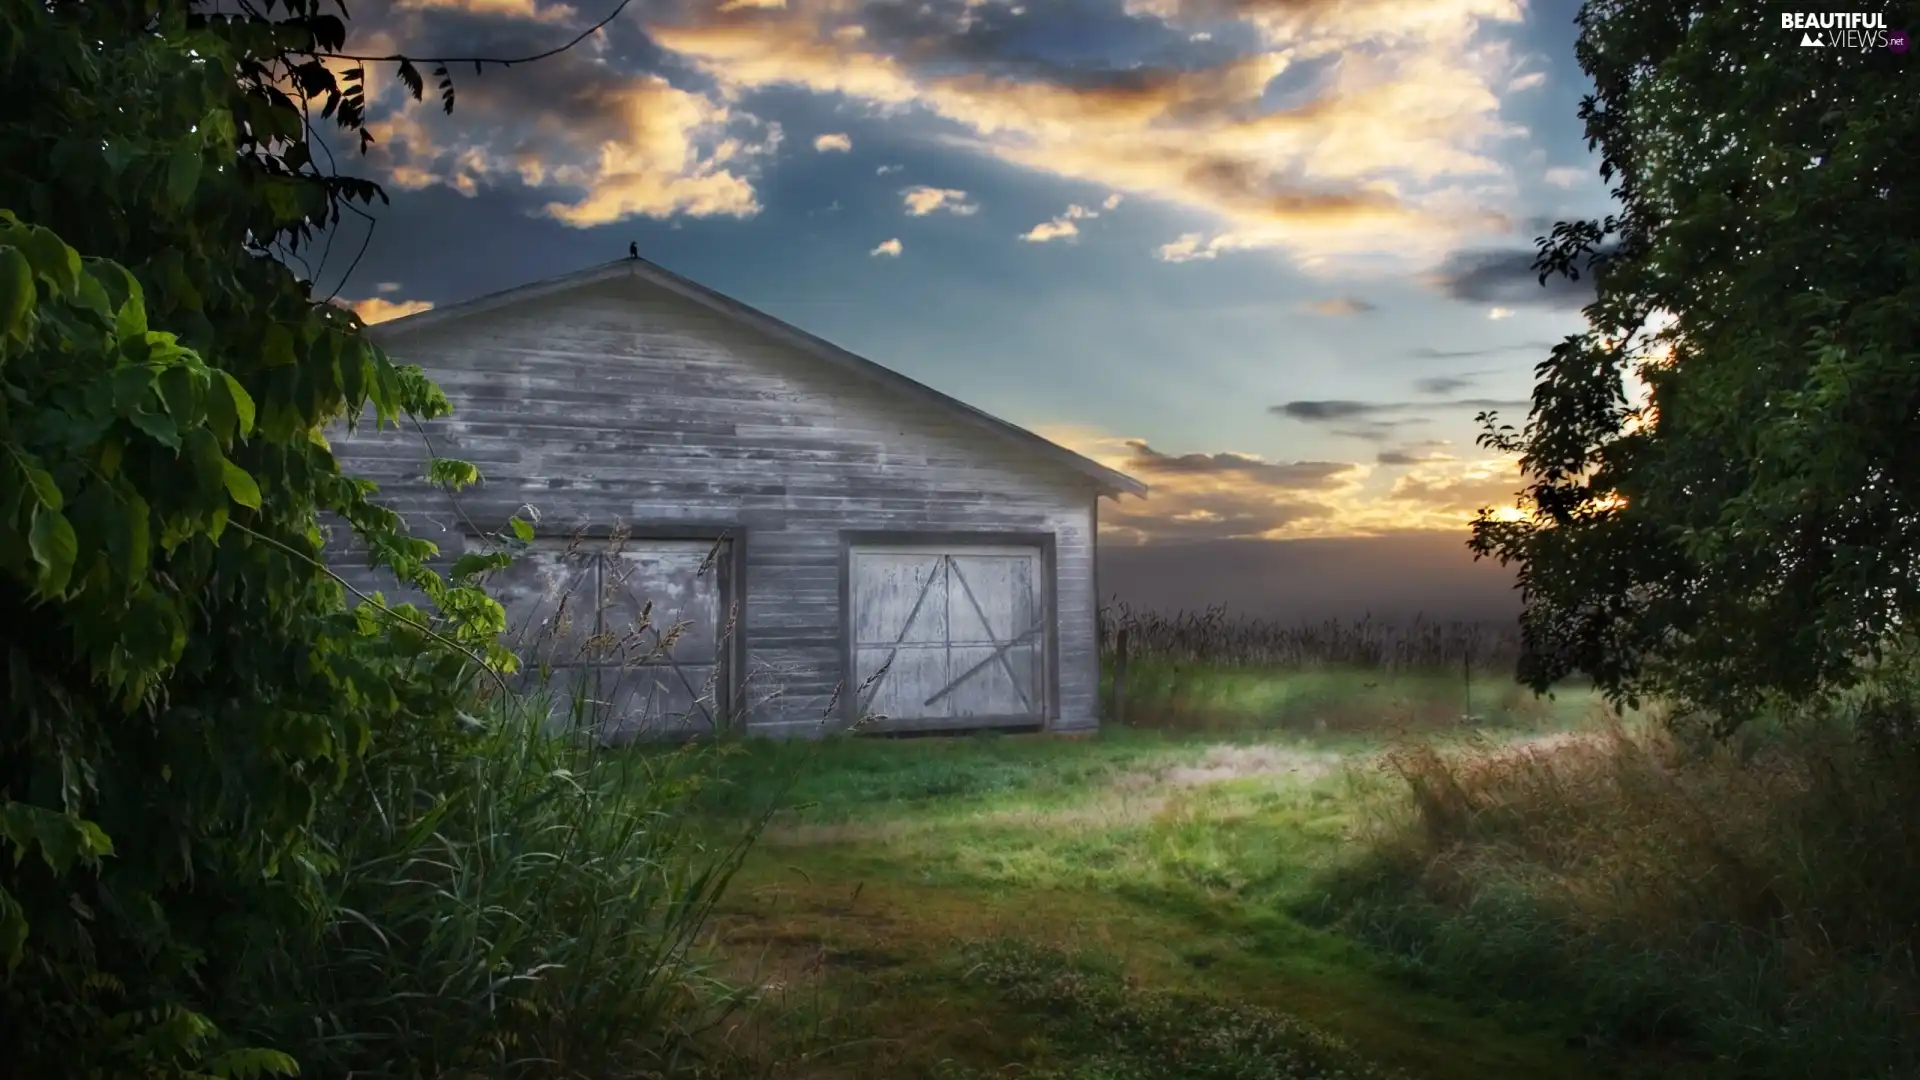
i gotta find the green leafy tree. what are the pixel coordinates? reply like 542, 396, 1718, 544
1472, 1, 1920, 727
0, 1, 521, 1074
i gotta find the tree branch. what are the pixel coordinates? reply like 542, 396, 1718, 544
306, 0, 635, 67
231, 521, 513, 696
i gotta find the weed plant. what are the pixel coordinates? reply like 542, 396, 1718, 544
1309, 663, 1920, 1078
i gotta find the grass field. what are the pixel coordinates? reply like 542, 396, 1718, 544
683, 663, 1619, 1080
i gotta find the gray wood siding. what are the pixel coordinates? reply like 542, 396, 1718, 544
328, 274, 1101, 736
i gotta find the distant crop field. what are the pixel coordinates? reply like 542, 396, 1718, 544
1098, 603, 1524, 673
1093, 605, 1569, 738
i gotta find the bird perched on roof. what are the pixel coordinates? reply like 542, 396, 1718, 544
629, 241, 638, 259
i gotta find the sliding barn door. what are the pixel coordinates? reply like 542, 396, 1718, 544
849, 544, 1047, 729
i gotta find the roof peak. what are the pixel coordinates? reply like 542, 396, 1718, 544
366, 258, 1147, 499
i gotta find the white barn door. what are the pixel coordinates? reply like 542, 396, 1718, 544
850, 544, 1047, 728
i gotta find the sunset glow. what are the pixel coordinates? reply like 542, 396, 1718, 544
320, 0, 1607, 611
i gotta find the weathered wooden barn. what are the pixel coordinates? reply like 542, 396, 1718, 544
329, 257, 1146, 739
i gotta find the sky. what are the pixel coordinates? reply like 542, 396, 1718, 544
315, 0, 1618, 621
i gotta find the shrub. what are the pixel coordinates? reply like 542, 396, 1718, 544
1310, 654, 1920, 1077
0, 3, 521, 1073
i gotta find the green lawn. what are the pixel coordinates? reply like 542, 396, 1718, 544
688, 668, 1618, 1080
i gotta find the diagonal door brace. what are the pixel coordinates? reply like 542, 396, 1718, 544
925, 559, 1039, 714
855, 555, 948, 717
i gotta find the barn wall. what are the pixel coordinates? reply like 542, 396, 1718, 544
327, 272, 1102, 736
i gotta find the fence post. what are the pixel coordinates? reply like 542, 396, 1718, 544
1111, 626, 1129, 728
1462, 640, 1473, 721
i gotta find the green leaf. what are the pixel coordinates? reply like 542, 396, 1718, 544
262, 323, 296, 367
426, 457, 480, 491
100, 139, 140, 176
21, 464, 61, 512
509, 516, 534, 543
0, 246, 33, 342
15, 224, 79, 295
114, 293, 148, 341
27, 503, 78, 595
222, 461, 262, 510
0, 801, 112, 874
110, 363, 157, 414
158, 365, 203, 428
201, 108, 238, 154
0, 884, 26, 969
450, 551, 511, 580
123, 491, 151, 582
166, 145, 203, 208
203, 1047, 300, 1080
73, 265, 113, 319
338, 342, 367, 406
187, 428, 226, 502
129, 409, 181, 450
216, 371, 255, 437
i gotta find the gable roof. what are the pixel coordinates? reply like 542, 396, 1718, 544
368, 257, 1147, 499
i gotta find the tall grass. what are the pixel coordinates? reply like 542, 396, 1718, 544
1099, 602, 1523, 674
1310, 668, 1920, 1078
224, 691, 766, 1080
212, 531, 786, 1079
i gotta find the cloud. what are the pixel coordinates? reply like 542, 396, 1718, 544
1272, 400, 1381, 422
646, 0, 1529, 273
1376, 444, 1456, 465
870, 237, 903, 256
1038, 425, 1526, 542
1102, 193, 1124, 210
1332, 421, 1423, 443
1021, 218, 1079, 242
813, 132, 853, 151
901, 185, 978, 216
1487, 306, 1513, 319
1156, 233, 1224, 263
1302, 297, 1375, 316
344, 296, 435, 324
1506, 71, 1545, 92
1019, 201, 1105, 242
1273, 397, 1527, 423
1413, 375, 1475, 394
1543, 166, 1587, 188
1409, 340, 1555, 359
1061, 434, 1355, 542
1389, 457, 1526, 516
393, 0, 577, 22
1123, 440, 1356, 488
877, 163, 905, 174
350, 12, 779, 229
1430, 244, 1617, 309
375, 281, 403, 294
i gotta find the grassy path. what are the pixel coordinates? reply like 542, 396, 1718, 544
693, 723, 1611, 1080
